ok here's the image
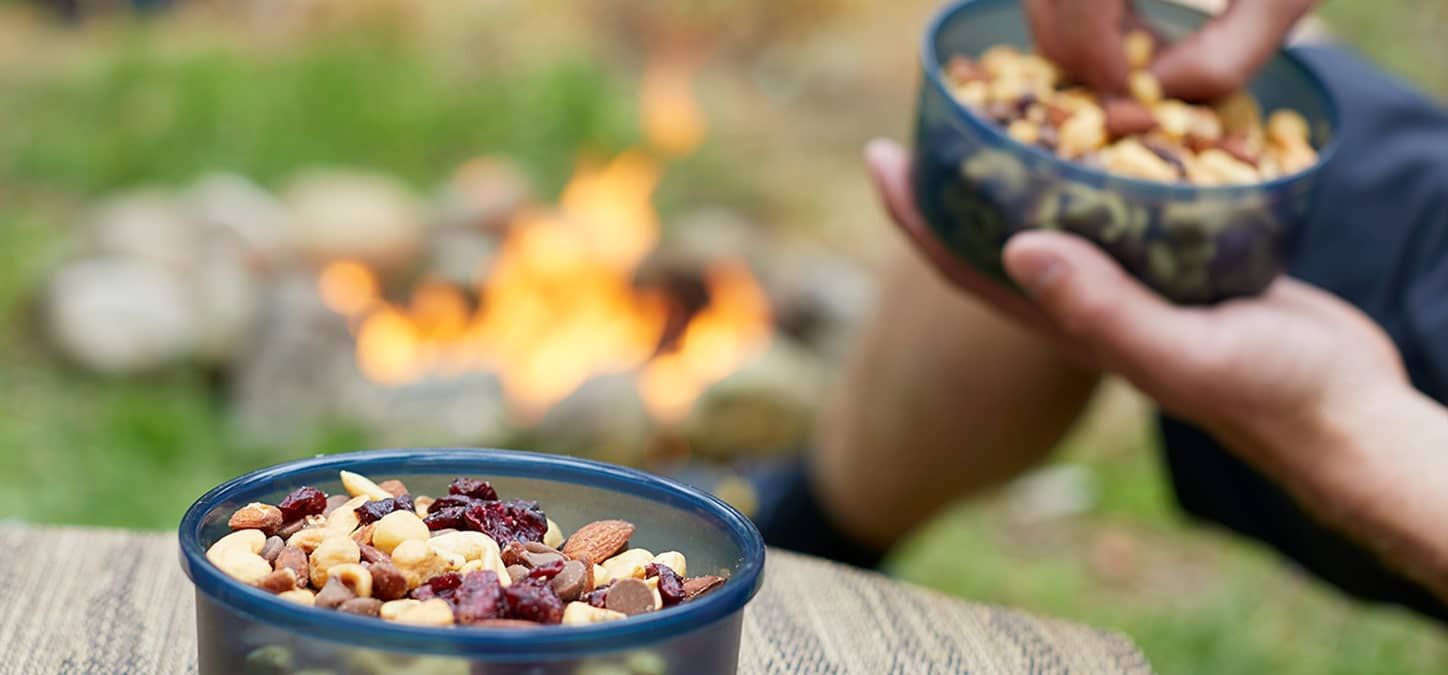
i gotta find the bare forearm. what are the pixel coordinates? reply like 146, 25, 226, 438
812, 256, 1098, 547
1244, 384, 1448, 602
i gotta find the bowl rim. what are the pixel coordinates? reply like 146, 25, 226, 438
178, 448, 766, 661
920, 0, 1342, 196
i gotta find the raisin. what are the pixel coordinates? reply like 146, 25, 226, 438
423, 506, 469, 531
502, 579, 564, 624
411, 572, 463, 601
354, 495, 416, 525
448, 477, 499, 501
526, 560, 565, 582
276, 486, 328, 522
581, 583, 612, 609
452, 570, 505, 625
462, 499, 548, 545
645, 563, 685, 607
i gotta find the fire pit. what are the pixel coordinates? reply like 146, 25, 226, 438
38, 52, 873, 473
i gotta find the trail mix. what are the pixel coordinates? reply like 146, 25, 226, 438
942, 33, 1318, 185
207, 470, 727, 627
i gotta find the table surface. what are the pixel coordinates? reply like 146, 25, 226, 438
0, 524, 1152, 675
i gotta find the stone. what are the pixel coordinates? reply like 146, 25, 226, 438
43, 257, 199, 374
434, 157, 532, 234
533, 373, 651, 466
681, 337, 823, 459
284, 169, 426, 270
86, 190, 196, 274
188, 172, 291, 267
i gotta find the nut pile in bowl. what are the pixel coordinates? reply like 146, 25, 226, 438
942, 32, 1319, 185
207, 469, 727, 627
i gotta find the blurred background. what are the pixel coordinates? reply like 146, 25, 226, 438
1, 0, 1445, 672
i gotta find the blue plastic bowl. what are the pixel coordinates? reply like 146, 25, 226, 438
179, 449, 765, 675
912, 0, 1339, 304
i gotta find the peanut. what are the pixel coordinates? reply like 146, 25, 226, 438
601, 548, 654, 582
414, 496, 434, 518
309, 536, 361, 589
950, 80, 988, 109
1187, 149, 1261, 185
1102, 138, 1179, 183
381, 598, 455, 627
593, 564, 611, 589
1057, 104, 1107, 159
286, 527, 329, 555
544, 519, 564, 549
1006, 119, 1039, 145
1123, 30, 1153, 70
372, 510, 430, 555
340, 470, 395, 501
562, 602, 627, 626
651, 552, 687, 578
278, 589, 315, 606
390, 539, 451, 589
325, 496, 369, 536
1128, 71, 1161, 105
328, 563, 373, 598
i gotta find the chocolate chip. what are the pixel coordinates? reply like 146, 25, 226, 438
259, 536, 285, 563
359, 544, 389, 565
314, 576, 355, 610
503, 540, 565, 569
682, 575, 726, 600
338, 597, 383, 617
506, 565, 530, 585
604, 578, 656, 616
276, 519, 307, 539
549, 560, 591, 602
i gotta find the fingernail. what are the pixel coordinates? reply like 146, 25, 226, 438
863, 137, 893, 163
1008, 245, 1065, 295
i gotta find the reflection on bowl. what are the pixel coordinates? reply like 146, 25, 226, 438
912, 0, 1338, 304
179, 449, 765, 675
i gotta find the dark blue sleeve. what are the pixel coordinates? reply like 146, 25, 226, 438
1285, 46, 1448, 400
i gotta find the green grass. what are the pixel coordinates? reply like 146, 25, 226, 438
2, 5, 1448, 674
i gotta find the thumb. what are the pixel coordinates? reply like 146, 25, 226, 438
1003, 230, 1208, 375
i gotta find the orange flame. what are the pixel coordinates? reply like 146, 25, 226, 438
319, 50, 769, 425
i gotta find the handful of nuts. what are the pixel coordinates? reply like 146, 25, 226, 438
207, 470, 728, 628
943, 36, 1318, 185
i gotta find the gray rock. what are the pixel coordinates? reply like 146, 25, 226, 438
188, 172, 291, 266
44, 257, 199, 374
86, 190, 196, 274
284, 169, 426, 270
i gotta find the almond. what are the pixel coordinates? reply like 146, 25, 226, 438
377, 479, 410, 498
560, 520, 635, 565
682, 575, 726, 600
228, 502, 284, 536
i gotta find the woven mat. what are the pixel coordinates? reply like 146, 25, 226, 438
0, 524, 1152, 674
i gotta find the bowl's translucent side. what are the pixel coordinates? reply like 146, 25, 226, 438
912, 0, 1331, 304
184, 452, 758, 675
199, 589, 744, 675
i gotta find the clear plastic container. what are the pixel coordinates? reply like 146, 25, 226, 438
178, 449, 765, 675
912, 0, 1340, 304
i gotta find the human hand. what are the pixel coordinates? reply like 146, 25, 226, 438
1024, 0, 1318, 101
865, 137, 1404, 490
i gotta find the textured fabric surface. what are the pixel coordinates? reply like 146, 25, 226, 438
0, 524, 1152, 674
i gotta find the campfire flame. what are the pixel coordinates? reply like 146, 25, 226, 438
318, 53, 771, 424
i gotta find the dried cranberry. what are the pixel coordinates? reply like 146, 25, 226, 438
645, 563, 685, 607
452, 570, 505, 624
411, 572, 463, 601
462, 500, 548, 545
448, 477, 499, 501
276, 486, 327, 522
526, 560, 565, 582
423, 506, 469, 531
354, 495, 415, 525
428, 494, 482, 513
581, 584, 612, 609
502, 579, 564, 624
